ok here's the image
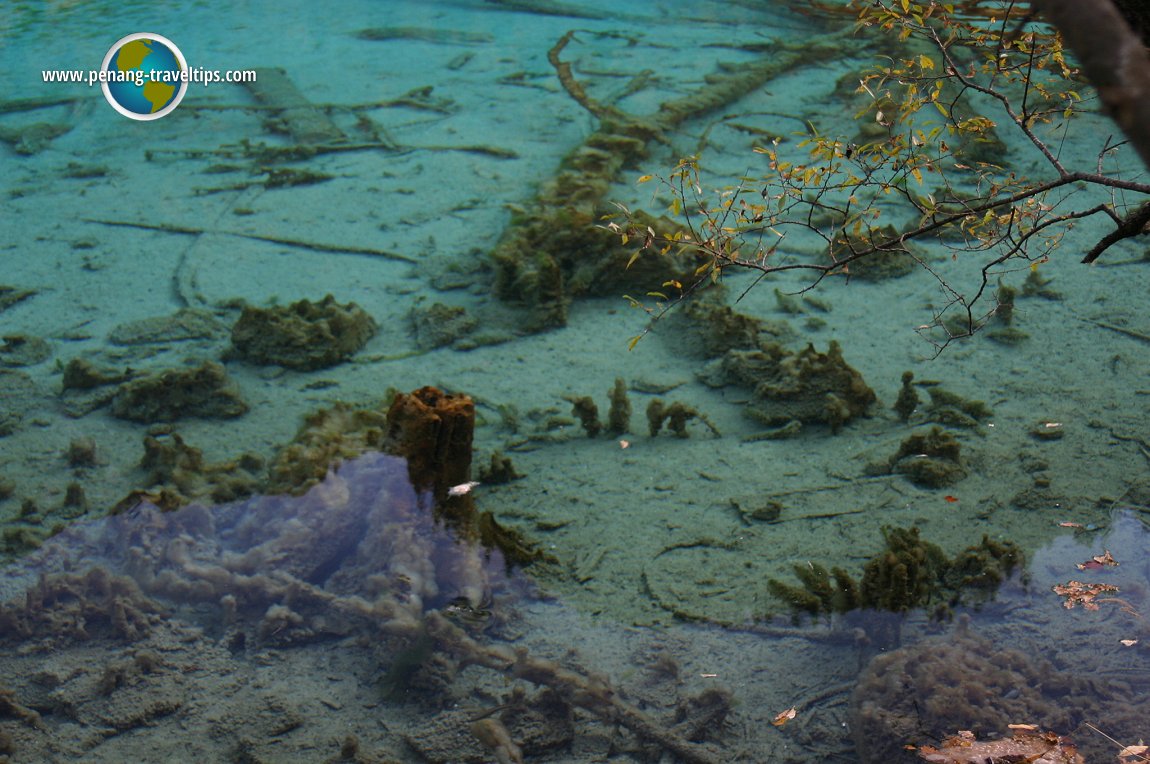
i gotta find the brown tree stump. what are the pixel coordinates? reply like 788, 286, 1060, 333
385, 386, 475, 502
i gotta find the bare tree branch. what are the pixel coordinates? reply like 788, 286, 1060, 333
1082, 199, 1150, 261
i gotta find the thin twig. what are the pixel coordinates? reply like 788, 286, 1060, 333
82, 218, 418, 264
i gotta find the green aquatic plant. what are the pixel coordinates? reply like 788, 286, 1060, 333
883, 425, 967, 488
767, 562, 859, 618
606, 377, 631, 435
858, 526, 951, 614
230, 294, 377, 371
923, 387, 992, 422
995, 280, 1017, 326
893, 371, 918, 422
767, 525, 1022, 622
110, 361, 248, 423
646, 399, 720, 438
681, 287, 777, 357
567, 395, 601, 437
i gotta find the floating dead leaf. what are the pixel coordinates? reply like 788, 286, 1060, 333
771, 707, 797, 727
1119, 744, 1149, 757
446, 481, 480, 497
1052, 580, 1120, 610
919, 728, 1082, 763
1075, 549, 1118, 570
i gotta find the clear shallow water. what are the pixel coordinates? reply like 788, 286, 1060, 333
1, 1, 1149, 762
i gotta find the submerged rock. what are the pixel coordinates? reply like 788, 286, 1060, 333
60, 358, 129, 391
0, 334, 51, 367
230, 294, 377, 370
110, 360, 248, 423
699, 340, 875, 431
885, 426, 967, 488
410, 302, 477, 350
0, 370, 44, 436
108, 308, 228, 346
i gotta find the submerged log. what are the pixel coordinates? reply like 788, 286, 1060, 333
490, 26, 859, 330
244, 67, 346, 146
385, 386, 475, 503
384, 386, 543, 565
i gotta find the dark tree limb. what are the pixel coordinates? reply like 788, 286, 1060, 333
1082, 200, 1150, 262
1035, 0, 1150, 170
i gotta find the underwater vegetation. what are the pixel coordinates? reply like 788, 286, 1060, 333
110, 361, 248, 423
3, 1, 1146, 759
878, 426, 968, 489
681, 287, 787, 358
767, 525, 1022, 622
230, 294, 377, 370
566, 378, 721, 439
490, 27, 861, 331
130, 430, 265, 507
645, 399, 721, 438
699, 339, 876, 434
50, 294, 377, 428
921, 385, 993, 429
849, 617, 1136, 764
408, 301, 478, 350
830, 224, 921, 282
893, 371, 918, 422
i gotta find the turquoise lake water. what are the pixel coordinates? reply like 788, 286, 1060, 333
1, 1, 1149, 762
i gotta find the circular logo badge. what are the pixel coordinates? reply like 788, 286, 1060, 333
100, 33, 188, 121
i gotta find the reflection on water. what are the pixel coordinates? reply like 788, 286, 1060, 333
2, 0, 1150, 761
1, 451, 515, 636
852, 511, 1150, 763
0, 451, 724, 762
1, 448, 1146, 761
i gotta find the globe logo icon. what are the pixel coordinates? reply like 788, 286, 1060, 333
100, 33, 188, 121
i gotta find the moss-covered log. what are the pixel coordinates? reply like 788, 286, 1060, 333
491, 27, 860, 330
